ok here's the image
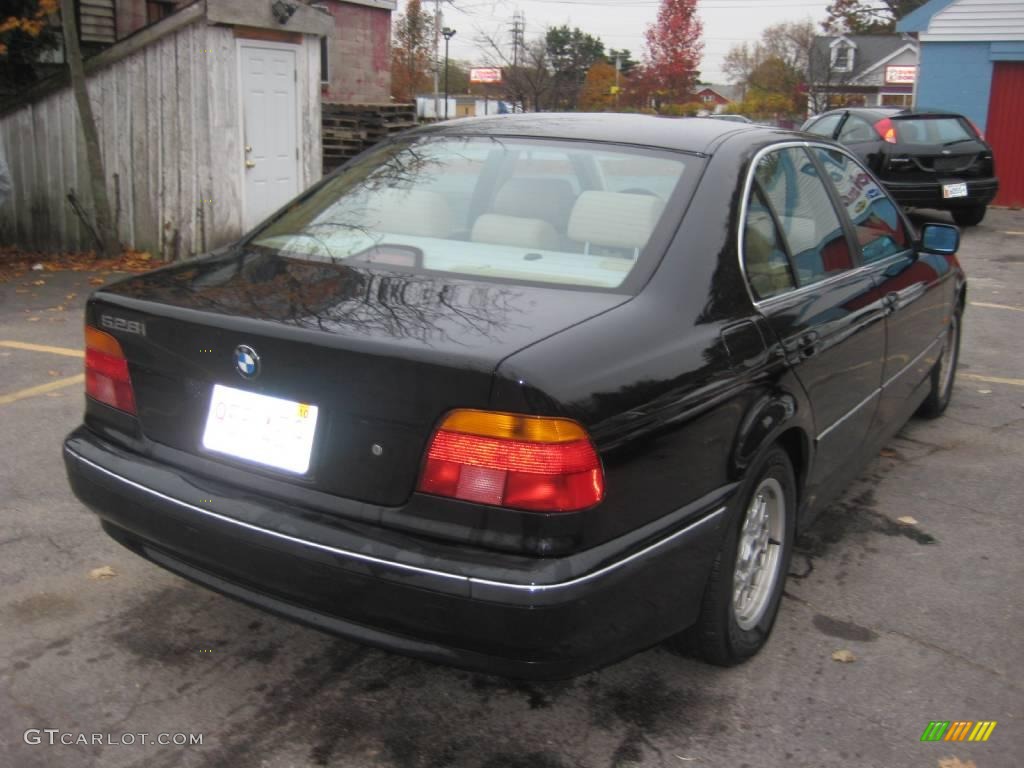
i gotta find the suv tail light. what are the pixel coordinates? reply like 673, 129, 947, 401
417, 410, 604, 512
85, 326, 137, 414
874, 117, 897, 144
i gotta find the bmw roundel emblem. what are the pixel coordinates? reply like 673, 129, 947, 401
234, 345, 260, 379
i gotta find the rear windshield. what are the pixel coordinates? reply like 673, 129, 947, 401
895, 117, 975, 145
250, 136, 694, 291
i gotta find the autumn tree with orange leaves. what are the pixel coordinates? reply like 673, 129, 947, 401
0, 0, 59, 97
644, 0, 704, 108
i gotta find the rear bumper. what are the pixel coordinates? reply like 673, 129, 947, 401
63, 427, 727, 678
883, 177, 999, 209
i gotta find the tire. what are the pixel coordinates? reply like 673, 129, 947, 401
952, 205, 986, 227
918, 311, 961, 419
687, 446, 797, 666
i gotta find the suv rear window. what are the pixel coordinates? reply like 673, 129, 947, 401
250, 136, 695, 291
894, 117, 974, 145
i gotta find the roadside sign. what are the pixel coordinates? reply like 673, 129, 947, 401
470, 68, 503, 84
885, 65, 917, 85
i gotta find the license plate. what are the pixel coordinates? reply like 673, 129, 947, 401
943, 182, 968, 199
202, 384, 318, 474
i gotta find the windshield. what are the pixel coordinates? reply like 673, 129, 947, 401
894, 117, 975, 145
250, 136, 694, 291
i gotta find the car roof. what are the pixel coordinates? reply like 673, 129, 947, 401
813, 106, 968, 120
415, 112, 772, 155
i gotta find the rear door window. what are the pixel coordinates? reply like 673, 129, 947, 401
838, 116, 877, 143
754, 147, 854, 287
813, 148, 910, 264
805, 114, 842, 138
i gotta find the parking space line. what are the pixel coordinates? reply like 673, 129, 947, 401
961, 373, 1024, 388
970, 302, 1024, 313
0, 374, 85, 405
0, 340, 84, 358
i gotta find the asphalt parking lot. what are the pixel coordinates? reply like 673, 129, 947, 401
1, 209, 1022, 768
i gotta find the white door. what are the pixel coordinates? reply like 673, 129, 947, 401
240, 43, 299, 230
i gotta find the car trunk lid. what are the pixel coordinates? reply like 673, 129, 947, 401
89, 249, 629, 506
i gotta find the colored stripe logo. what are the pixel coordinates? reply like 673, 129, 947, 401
921, 721, 997, 742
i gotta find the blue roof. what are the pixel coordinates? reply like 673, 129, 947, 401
897, 0, 959, 33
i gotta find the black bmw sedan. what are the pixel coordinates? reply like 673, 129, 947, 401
802, 107, 999, 227
64, 114, 965, 678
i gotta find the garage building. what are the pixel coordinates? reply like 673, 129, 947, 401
898, 0, 1024, 207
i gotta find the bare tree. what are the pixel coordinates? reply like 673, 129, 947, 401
58, 0, 118, 257
475, 26, 554, 112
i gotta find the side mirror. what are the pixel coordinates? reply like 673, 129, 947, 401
919, 223, 960, 255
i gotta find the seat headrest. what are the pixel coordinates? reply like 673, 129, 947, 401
493, 178, 577, 228
471, 214, 561, 251
568, 191, 664, 251
371, 188, 452, 238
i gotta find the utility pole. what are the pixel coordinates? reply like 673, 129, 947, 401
442, 28, 456, 120
511, 11, 524, 68
433, 0, 441, 120
615, 54, 621, 111
59, 0, 118, 258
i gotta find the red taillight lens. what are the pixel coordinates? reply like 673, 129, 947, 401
417, 410, 604, 512
875, 117, 897, 144
85, 326, 136, 414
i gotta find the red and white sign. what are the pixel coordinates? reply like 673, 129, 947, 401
470, 68, 503, 84
885, 65, 917, 85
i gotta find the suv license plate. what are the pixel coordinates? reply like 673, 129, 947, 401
943, 183, 968, 199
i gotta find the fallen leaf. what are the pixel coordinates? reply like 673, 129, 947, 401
32, 279, 45, 285
88, 277, 105, 285
89, 565, 117, 580
938, 758, 977, 768
31, 263, 44, 270
65, 293, 77, 300
977, 389, 992, 394
897, 515, 918, 526
15, 288, 28, 294
27, 317, 40, 322
831, 649, 856, 663
880, 448, 898, 458
47, 370, 60, 377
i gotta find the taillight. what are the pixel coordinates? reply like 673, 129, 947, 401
417, 410, 604, 513
875, 117, 897, 144
85, 326, 136, 414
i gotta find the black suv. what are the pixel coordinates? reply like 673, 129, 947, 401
802, 107, 999, 227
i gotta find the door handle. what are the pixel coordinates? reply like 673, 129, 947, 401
797, 331, 820, 358
884, 292, 899, 309
245, 160, 256, 168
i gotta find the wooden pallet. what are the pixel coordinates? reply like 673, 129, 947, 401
321, 102, 418, 172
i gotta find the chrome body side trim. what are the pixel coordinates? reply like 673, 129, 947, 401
816, 388, 881, 443
66, 447, 725, 595
882, 333, 943, 390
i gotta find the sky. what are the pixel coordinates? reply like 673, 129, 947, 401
398, 0, 834, 84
